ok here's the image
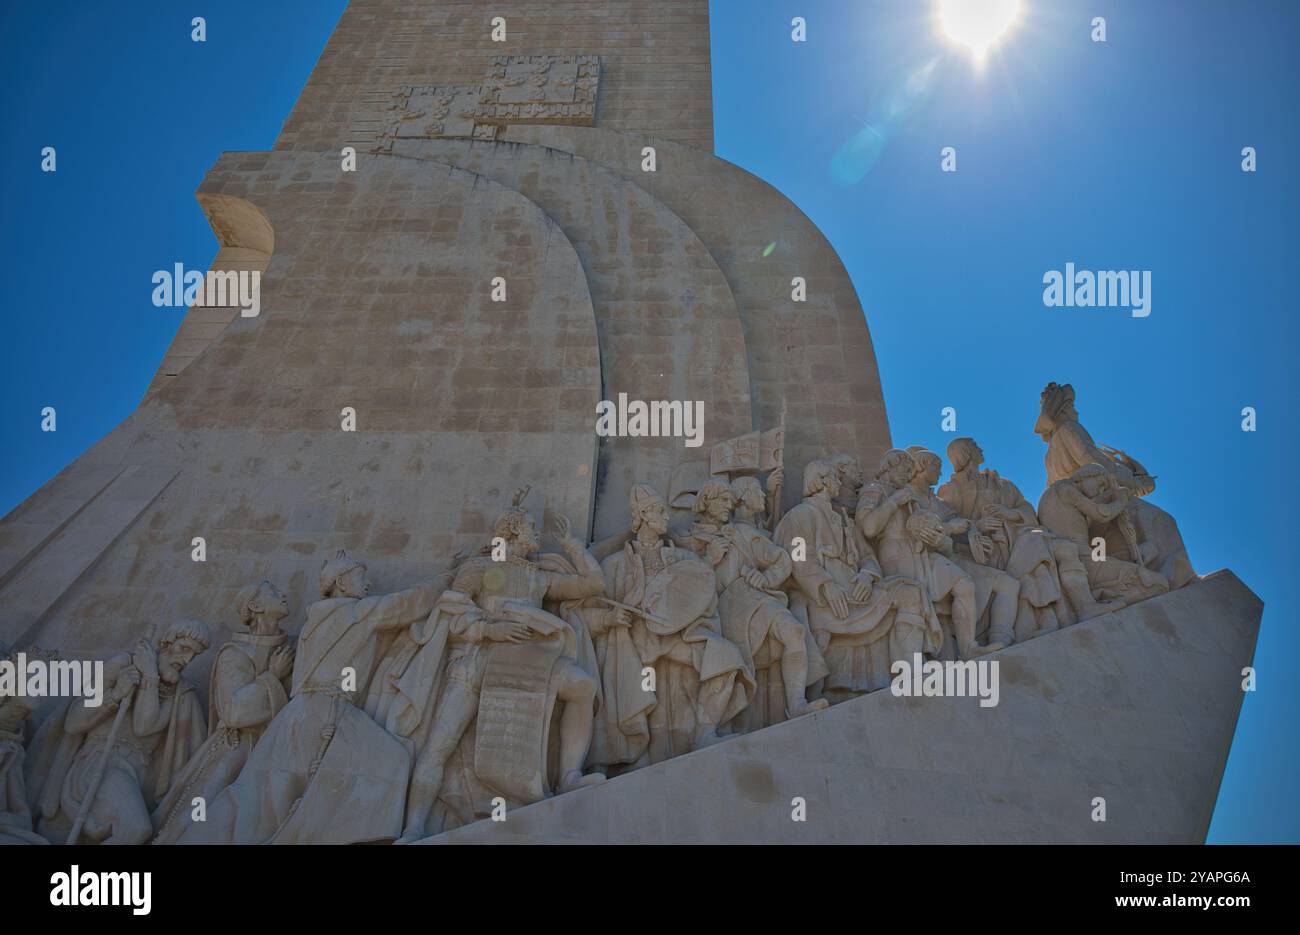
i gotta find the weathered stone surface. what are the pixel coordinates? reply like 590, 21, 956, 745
7, 152, 601, 696
506, 125, 893, 505
286, 0, 717, 153
421, 571, 1259, 843
392, 137, 753, 537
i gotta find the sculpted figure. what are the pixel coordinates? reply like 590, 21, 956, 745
1036, 382, 1195, 588
906, 447, 1020, 649
179, 551, 450, 844
858, 450, 1004, 660
591, 484, 753, 766
938, 437, 1117, 635
151, 581, 294, 844
1, 644, 47, 844
1037, 464, 1170, 608
395, 490, 606, 842
776, 460, 939, 698
830, 453, 865, 519
26, 622, 209, 844
692, 479, 828, 730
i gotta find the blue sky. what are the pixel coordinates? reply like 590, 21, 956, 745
2, 0, 1295, 842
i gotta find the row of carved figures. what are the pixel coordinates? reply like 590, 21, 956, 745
0, 382, 1195, 844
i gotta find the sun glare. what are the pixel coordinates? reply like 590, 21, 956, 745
937, 0, 1022, 63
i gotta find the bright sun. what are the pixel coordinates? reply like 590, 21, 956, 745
937, 0, 1022, 62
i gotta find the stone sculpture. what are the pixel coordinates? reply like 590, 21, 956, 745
692, 478, 828, 731
938, 437, 1118, 636
26, 622, 210, 844
1, 644, 46, 844
830, 453, 865, 518
906, 446, 1021, 651
395, 489, 606, 842
590, 484, 753, 766
857, 450, 1004, 660
0, 375, 1211, 844
775, 460, 939, 697
151, 581, 294, 844
1037, 465, 1171, 608
177, 552, 448, 844
1036, 382, 1195, 588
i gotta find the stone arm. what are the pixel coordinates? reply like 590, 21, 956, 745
368, 578, 450, 633
776, 524, 835, 604
215, 651, 287, 731
544, 541, 608, 602
929, 495, 970, 537
856, 486, 913, 539
131, 650, 172, 739
1062, 483, 1126, 525
63, 654, 131, 736
750, 533, 793, 589
1002, 481, 1040, 526
132, 681, 167, 738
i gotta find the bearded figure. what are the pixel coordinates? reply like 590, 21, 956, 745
857, 450, 1004, 660
937, 437, 1119, 636
178, 552, 450, 844
775, 460, 939, 698
151, 581, 294, 844
590, 484, 754, 768
26, 622, 209, 845
389, 487, 607, 842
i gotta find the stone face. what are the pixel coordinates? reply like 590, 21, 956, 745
421, 571, 1260, 844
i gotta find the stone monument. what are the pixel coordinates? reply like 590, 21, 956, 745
0, 1, 1259, 845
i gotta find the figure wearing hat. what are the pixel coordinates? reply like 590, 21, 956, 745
178, 552, 452, 844
589, 484, 754, 768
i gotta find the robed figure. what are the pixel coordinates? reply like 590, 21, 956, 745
178, 552, 448, 844
1035, 382, 1195, 589
151, 581, 294, 844
1, 658, 45, 845
382, 497, 608, 842
938, 437, 1117, 637
590, 485, 753, 767
693, 477, 828, 731
776, 460, 938, 698
26, 623, 209, 845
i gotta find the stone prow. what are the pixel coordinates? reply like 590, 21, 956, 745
420, 570, 1260, 844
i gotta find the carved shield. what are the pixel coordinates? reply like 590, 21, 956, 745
639, 559, 715, 637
